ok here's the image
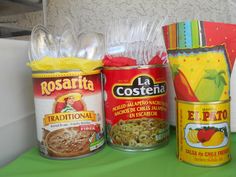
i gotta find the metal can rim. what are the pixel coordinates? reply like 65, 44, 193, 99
39, 142, 105, 160
178, 157, 231, 167
107, 138, 169, 152
32, 68, 102, 73
103, 64, 168, 70
175, 98, 231, 105
32, 70, 101, 78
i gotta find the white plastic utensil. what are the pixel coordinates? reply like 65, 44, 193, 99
77, 32, 105, 60
30, 24, 58, 61
59, 18, 79, 57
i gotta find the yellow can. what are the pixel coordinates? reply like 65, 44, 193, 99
176, 99, 231, 166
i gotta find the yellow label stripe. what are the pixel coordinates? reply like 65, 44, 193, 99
44, 111, 96, 126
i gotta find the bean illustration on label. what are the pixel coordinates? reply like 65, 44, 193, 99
32, 71, 105, 159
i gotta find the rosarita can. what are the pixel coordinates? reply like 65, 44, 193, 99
32, 70, 105, 159
176, 99, 231, 166
103, 65, 169, 151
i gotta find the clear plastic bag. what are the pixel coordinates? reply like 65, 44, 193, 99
28, 17, 105, 72
105, 18, 168, 66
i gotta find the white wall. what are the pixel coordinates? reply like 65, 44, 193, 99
0, 39, 36, 167
1, 0, 235, 37
46, 0, 233, 35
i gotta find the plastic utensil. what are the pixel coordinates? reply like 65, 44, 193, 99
59, 18, 79, 57
144, 18, 167, 65
77, 32, 105, 60
59, 28, 78, 57
30, 24, 58, 61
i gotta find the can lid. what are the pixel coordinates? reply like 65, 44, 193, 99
32, 69, 101, 78
103, 64, 168, 70
175, 97, 231, 105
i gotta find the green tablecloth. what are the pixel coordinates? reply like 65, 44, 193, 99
0, 133, 235, 177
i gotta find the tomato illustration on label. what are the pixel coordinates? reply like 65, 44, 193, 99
187, 126, 227, 147
197, 127, 217, 143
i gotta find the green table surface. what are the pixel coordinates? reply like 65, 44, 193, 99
1, 132, 236, 177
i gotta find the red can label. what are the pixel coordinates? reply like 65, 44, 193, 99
32, 71, 105, 158
103, 66, 169, 149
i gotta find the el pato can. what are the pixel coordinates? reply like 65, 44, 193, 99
176, 99, 231, 166
32, 70, 105, 159
103, 65, 169, 151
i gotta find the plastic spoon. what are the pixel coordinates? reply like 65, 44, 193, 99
59, 28, 78, 57
30, 24, 58, 61
77, 32, 105, 60
59, 18, 79, 57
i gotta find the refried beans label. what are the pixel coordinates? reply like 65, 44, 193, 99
33, 73, 101, 97
32, 71, 105, 158
103, 66, 169, 149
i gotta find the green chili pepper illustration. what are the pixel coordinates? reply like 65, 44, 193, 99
195, 70, 227, 101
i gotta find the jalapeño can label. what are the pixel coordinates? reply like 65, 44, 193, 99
103, 65, 169, 151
